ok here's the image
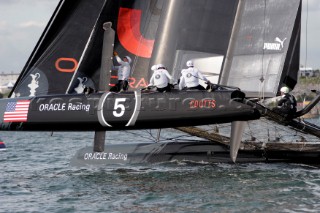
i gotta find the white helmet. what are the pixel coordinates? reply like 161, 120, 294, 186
280, 86, 289, 94
186, 60, 194, 67
157, 64, 165, 69
124, 56, 132, 64
151, 64, 157, 71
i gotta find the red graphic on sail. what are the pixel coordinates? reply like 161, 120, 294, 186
117, 8, 154, 58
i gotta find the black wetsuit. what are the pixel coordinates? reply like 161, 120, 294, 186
156, 84, 171, 93
274, 93, 297, 117
110, 80, 128, 92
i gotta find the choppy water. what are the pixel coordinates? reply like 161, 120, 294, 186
1, 130, 320, 213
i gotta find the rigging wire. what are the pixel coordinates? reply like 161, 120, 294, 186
206, 118, 320, 143
122, 130, 159, 141
259, 0, 267, 100
304, 0, 309, 68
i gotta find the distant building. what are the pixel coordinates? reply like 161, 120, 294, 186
299, 67, 319, 77
0, 73, 19, 94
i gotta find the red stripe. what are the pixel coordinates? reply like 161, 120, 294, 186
4, 118, 28, 121
110, 76, 118, 79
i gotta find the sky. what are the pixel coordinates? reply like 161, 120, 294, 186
0, 0, 59, 73
0, 0, 320, 74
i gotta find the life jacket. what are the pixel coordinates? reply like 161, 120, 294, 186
151, 69, 171, 88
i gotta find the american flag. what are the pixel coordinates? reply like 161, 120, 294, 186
3, 100, 31, 122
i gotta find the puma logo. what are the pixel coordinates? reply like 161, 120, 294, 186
263, 37, 287, 51
275, 37, 287, 49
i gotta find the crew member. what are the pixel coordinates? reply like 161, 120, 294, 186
113, 51, 132, 92
148, 64, 173, 92
273, 86, 297, 117
179, 60, 210, 90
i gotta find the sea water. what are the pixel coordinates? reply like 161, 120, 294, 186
1, 129, 320, 213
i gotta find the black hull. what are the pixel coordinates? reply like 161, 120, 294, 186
0, 90, 260, 131
71, 141, 320, 166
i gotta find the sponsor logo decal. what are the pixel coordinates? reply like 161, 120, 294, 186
128, 77, 148, 88
38, 102, 90, 112
4, 100, 31, 122
84, 152, 128, 161
189, 99, 216, 109
263, 37, 287, 51
28, 73, 40, 97
74, 77, 87, 94
55, 57, 78, 73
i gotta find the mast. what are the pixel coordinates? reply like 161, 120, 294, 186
93, 22, 115, 152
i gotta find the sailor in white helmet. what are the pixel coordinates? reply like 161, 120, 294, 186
148, 64, 173, 92
179, 60, 210, 90
150, 64, 158, 72
272, 86, 297, 117
113, 51, 132, 92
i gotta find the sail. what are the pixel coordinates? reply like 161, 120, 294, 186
110, 0, 165, 90
9, 0, 166, 95
10, 0, 109, 97
149, 0, 239, 85
111, 0, 301, 95
109, 0, 239, 89
10, 0, 301, 98
221, 0, 301, 97
10, 0, 237, 94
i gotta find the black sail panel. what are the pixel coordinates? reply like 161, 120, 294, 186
281, 1, 301, 91
57, 0, 166, 92
10, 0, 108, 97
110, 0, 165, 90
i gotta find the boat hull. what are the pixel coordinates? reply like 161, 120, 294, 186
0, 90, 260, 131
71, 141, 320, 166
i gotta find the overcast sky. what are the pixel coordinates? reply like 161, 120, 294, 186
0, 0, 59, 73
0, 0, 319, 74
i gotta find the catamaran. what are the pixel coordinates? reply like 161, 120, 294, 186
1, 0, 320, 165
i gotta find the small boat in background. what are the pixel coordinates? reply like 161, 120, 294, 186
0, 140, 6, 150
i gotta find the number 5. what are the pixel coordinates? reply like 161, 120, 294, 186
113, 98, 126, 117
